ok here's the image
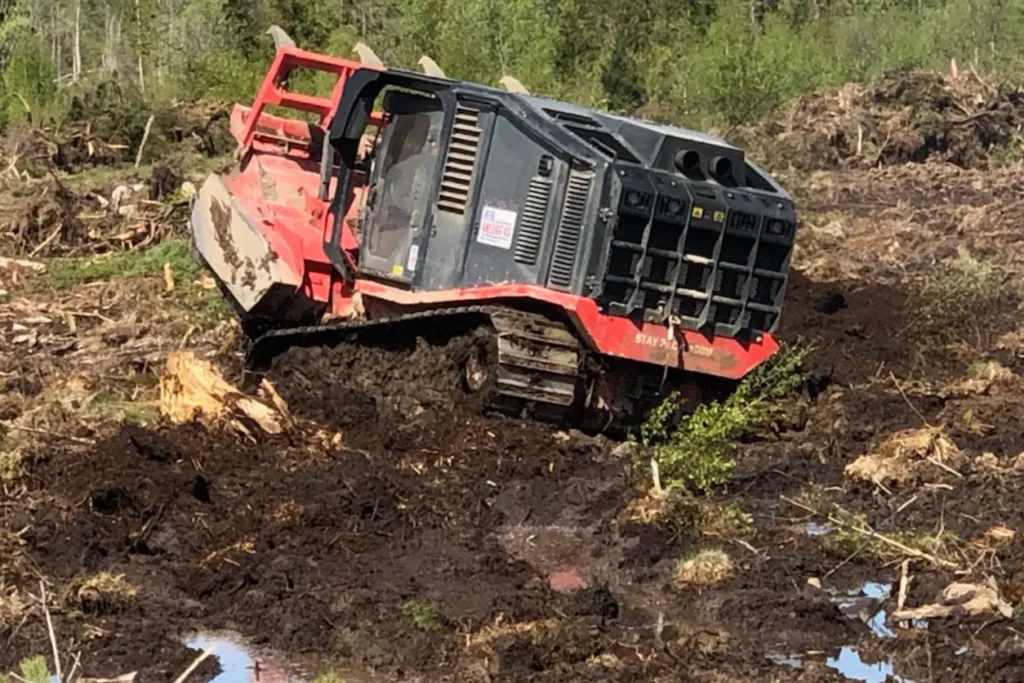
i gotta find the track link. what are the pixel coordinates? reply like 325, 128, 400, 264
244, 306, 582, 424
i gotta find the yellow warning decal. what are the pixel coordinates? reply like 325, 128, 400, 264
391, 264, 404, 276
712, 210, 726, 223
691, 206, 704, 218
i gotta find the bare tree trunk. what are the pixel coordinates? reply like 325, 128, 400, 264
135, 0, 145, 92
53, 4, 60, 82
73, 0, 81, 82
749, 0, 763, 32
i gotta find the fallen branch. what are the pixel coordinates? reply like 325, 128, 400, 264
135, 115, 155, 168
29, 224, 64, 258
896, 559, 910, 613
780, 496, 959, 570
41, 581, 63, 683
171, 645, 216, 683
892, 577, 1013, 621
827, 514, 959, 569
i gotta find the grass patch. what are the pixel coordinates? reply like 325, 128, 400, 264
637, 341, 811, 494
699, 502, 754, 538
901, 247, 1015, 356
41, 238, 232, 325
45, 239, 202, 290
672, 549, 733, 588
401, 599, 443, 632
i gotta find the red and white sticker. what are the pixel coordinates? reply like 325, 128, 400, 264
477, 206, 517, 249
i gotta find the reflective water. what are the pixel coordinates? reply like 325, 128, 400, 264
764, 581, 930, 681
826, 647, 908, 683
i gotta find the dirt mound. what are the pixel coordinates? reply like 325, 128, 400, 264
735, 66, 1024, 172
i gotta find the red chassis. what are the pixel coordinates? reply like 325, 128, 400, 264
215, 46, 778, 383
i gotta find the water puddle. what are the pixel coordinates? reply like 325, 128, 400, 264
186, 632, 310, 683
826, 646, 914, 683
765, 580, 931, 681
185, 632, 380, 683
805, 521, 834, 536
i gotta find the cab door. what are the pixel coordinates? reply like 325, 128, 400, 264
358, 90, 445, 284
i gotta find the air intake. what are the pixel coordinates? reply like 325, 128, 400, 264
547, 170, 593, 289
514, 176, 553, 265
437, 106, 481, 214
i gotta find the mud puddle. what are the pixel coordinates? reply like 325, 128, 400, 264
186, 632, 381, 683
827, 647, 912, 683
765, 580, 930, 681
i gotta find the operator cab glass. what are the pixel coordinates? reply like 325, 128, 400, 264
359, 89, 444, 282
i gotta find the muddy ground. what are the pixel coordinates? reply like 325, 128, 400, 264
3, 66, 1024, 683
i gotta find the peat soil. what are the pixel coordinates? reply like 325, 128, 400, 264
2, 263, 1024, 683
4, 67, 1024, 683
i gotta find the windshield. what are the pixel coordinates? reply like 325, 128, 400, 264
364, 106, 443, 268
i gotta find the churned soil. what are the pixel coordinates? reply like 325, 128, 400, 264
5, 65, 1024, 683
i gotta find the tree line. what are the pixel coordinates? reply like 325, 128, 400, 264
1, 0, 1023, 133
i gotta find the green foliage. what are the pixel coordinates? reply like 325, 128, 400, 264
7, 0, 1024, 136
17, 656, 50, 683
46, 239, 202, 290
2, 26, 60, 126
640, 342, 811, 494
401, 599, 443, 631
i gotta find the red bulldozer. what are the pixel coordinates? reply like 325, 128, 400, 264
188, 36, 799, 429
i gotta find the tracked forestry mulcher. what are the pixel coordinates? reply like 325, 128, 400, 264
189, 37, 799, 430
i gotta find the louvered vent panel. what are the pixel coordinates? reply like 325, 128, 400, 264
547, 171, 593, 289
513, 176, 553, 265
437, 107, 481, 214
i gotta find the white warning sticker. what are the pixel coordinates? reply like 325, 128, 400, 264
407, 244, 420, 272
477, 206, 517, 249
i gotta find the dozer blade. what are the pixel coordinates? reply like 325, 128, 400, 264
189, 174, 303, 316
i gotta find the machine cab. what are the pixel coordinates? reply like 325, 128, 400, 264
358, 90, 446, 283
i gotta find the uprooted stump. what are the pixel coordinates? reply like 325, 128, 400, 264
159, 351, 293, 437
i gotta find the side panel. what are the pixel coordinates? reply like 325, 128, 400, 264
461, 115, 569, 287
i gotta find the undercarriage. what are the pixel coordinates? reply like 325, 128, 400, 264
242, 305, 706, 432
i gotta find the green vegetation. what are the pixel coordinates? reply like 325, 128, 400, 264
901, 246, 1015, 355
45, 239, 201, 290
4, 0, 1024, 137
638, 342, 810, 494
40, 238, 232, 322
401, 599, 443, 631
2, 656, 50, 683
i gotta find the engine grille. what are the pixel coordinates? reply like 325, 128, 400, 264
547, 170, 593, 289
437, 106, 481, 215
514, 176, 553, 265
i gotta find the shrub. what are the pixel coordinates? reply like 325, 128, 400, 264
638, 342, 810, 495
